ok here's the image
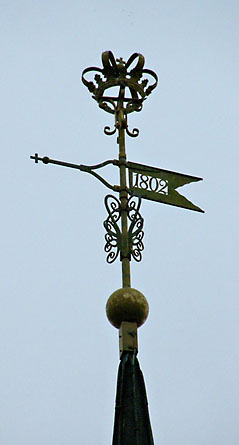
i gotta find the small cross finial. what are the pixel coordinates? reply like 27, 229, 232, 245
116, 57, 126, 68
30, 153, 50, 164
30, 153, 39, 163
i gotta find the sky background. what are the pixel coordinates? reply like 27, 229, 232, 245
1, 1, 239, 444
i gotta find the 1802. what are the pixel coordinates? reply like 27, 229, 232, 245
133, 173, 168, 195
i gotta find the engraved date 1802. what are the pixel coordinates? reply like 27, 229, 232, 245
132, 173, 168, 195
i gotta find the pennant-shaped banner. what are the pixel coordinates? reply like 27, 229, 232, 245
127, 161, 204, 213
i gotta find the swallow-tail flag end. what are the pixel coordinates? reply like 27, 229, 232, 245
128, 161, 204, 213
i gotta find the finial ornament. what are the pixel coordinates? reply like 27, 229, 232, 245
30, 51, 203, 445
106, 288, 149, 329
82, 51, 158, 115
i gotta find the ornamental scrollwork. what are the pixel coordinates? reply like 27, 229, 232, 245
103, 195, 122, 264
82, 51, 158, 114
103, 194, 144, 263
127, 196, 144, 262
82, 51, 157, 138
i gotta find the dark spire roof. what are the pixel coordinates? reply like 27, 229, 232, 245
112, 351, 154, 445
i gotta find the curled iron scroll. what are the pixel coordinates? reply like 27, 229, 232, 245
98, 97, 116, 116
127, 196, 144, 262
103, 194, 144, 264
103, 195, 122, 263
126, 126, 139, 138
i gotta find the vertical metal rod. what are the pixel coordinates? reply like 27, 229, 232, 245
118, 88, 131, 288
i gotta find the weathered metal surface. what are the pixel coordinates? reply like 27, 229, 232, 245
30, 153, 203, 213
128, 160, 204, 213
127, 196, 144, 262
30, 51, 205, 445
112, 351, 154, 445
30, 153, 119, 192
82, 51, 158, 113
103, 195, 122, 264
103, 195, 144, 264
82, 51, 158, 143
119, 322, 138, 358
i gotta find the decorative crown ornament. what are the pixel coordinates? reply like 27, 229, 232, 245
82, 51, 158, 115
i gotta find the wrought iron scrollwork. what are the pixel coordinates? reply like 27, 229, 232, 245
125, 99, 143, 115
82, 51, 158, 109
98, 97, 116, 116
104, 194, 144, 263
82, 51, 158, 136
100, 100, 140, 138
103, 195, 122, 263
127, 196, 144, 262
104, 126, 117, 136
126, 126, 139, 138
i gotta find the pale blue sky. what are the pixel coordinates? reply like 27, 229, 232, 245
1, 1, 239, 444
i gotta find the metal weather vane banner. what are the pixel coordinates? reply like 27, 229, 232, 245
127, 160, 203, 212
31, 51, 203, 444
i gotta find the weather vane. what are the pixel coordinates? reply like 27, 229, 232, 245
30, 51, 203, 444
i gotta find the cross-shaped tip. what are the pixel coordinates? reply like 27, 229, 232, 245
30, 153, 39, 163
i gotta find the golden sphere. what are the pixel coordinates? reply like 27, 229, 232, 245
106, 287, 149, 329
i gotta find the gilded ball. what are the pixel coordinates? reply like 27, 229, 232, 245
106, 287, 149, 329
